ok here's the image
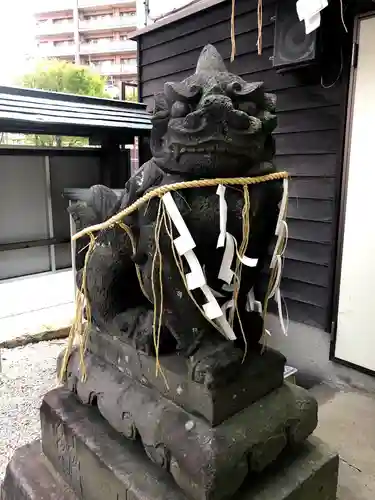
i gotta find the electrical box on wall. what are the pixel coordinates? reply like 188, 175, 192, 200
273, 0, 318, 70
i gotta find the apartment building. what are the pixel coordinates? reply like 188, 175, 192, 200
34, 0, 138, 96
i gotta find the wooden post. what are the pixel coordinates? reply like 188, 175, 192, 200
100, 137, 131, 188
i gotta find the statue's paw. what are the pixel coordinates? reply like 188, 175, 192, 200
113, 309, 176, 356
132, 328, 155, 356
190, 342, 244, 388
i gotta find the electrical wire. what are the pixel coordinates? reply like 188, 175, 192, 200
339, 0, 348, 33
321, 46, 344, 88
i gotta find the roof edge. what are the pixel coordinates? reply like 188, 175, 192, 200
0, 85, 147, 110
130, 0, 226, 39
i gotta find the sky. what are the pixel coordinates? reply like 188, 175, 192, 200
148, 0, 193, 19
0, 0, 193, 84
0, 2, 35, 84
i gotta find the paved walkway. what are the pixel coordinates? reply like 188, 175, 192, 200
266, 316, 375, 500
313, 386, 375, 500
0, 270, 75, 343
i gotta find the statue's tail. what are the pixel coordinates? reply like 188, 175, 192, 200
68, 184, 120, 232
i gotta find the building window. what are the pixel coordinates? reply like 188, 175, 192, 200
121, 58, 136, 65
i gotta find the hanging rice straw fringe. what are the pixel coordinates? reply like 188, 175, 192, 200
60, 172, 288, 382
261, 189, 288, 349
59, 232, 95, 383
231, 0, 236, 61
229, 185, 250, 362
257, 0, 263, 55
150, 201, 169, 389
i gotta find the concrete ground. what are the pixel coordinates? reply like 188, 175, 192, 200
267, 316, 375, 500
0, 270, 75, 343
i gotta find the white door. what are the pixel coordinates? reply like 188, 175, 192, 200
335, 15, 375, 371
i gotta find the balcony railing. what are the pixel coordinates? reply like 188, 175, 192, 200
80, 40, 137, 55
35, 1, 74, 14
96, 63, 137, 76
37, 44, 76, 58
35, 0, 135, 14
36, 21, 75, 37
79, 15, 137, 31
78, 0, 136, 8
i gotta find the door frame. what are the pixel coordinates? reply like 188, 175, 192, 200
329, 12, 375, 376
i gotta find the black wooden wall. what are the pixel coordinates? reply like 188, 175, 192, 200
136, 0, 350, 330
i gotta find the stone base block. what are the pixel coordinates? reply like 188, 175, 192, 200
3, 388, 338, 500
62, 348, 317, 500
85, 328, 286, 425
237, 438, 339, 500
0, 441, 77, 500
41, 388, 188, 500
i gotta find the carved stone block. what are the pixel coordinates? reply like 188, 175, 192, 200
3, 388, 335, 500
61, 347, 318, 500
0, 441, 77, 500
85, 328, 286, 426
41, 388, 189, 500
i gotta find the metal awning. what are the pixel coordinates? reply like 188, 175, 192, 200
0, 85, 152, 138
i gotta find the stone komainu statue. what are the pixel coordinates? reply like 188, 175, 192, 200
0, 45, 338, 500
68, 44, 287, 374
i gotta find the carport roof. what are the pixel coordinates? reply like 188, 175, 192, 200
0, 85, 152, 138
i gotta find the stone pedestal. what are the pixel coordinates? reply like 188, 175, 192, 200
2, 389, 339, 500
1, 334, 340, 500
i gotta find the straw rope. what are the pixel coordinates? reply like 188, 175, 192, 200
60, 171, 288, 383
231, 0, 263, 60
72, 172, 288, 242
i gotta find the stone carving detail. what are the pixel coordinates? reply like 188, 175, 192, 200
62, 347, 318, 500
61, 44, 294, 500
68, 43, 284, 379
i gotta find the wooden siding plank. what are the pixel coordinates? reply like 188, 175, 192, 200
275, 130, 340, 155
272, 299, 326, 329
284, 240, 331, 266
282, 259, 329, 288
287, 219, 332, 245
276, 154, 337, 177
280, 279, 328, 309
289, 177, 335, 200
276, 86, 341, 112
287, 199, 333, 222
277, 106, 340, 133
260, 279, 328, 309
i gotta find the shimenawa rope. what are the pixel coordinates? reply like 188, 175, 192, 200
60, 172, 288, 384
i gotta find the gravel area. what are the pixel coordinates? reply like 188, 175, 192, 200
0, 340, 66, 482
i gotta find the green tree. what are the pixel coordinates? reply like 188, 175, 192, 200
18, 59, 110, 147
20, 59, 109, 97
